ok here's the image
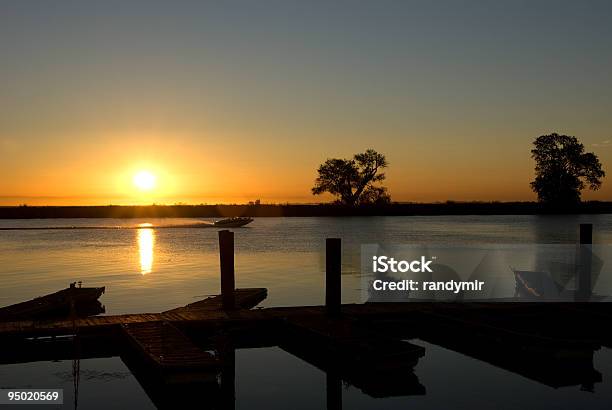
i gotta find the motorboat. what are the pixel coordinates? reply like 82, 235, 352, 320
213, 217, 254, 228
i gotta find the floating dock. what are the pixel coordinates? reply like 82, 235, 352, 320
121, 320, 219, 384
1, 297, 611, 407
282, 314, 426, 397
164, 288, 267, 314
0, 284, 105, 321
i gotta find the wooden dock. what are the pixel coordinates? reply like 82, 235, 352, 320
0, 284, 105, 321
1, 298, 611, 406
282, 314, 426, 397
121, 320, 219, 384
1, 227, 611, 408
163, 287, 267, 314
284, 315, 425, 371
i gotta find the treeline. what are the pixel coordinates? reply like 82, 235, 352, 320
2, 201, 612, 219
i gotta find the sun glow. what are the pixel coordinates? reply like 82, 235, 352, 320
133, 171, 156, 191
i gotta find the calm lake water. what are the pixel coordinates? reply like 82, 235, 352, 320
1, 215, 611, 409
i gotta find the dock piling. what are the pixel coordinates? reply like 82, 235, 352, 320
578, 223, 593, 301
219, 230, 236, 310
326, 238, 342, 317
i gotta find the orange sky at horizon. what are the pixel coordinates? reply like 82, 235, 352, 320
1, 128, 610, 206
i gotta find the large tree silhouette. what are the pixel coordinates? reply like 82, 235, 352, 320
312, 149, 390, 206
531, 133, 605, 206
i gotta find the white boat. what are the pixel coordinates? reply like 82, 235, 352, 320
213, 217, 254, 228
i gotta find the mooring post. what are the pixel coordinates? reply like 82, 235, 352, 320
577, 223, 593, 301
326, 238, 342, 317
219, 229, 235, 310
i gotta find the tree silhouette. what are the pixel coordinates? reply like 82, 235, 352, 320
531, 133, 605, 206
312, 149, 390, 206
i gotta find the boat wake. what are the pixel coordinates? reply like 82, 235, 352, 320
0, 217, 254, 230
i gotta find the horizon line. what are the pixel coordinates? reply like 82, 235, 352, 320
5, 200, 612, 208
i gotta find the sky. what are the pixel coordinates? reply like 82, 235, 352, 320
1, 0, 611, 205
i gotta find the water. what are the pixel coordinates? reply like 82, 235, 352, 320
1, 215, 611, 409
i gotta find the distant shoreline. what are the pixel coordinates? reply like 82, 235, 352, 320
1, 202, 611, 219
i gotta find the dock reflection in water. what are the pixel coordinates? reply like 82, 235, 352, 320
137, 224, 155, 275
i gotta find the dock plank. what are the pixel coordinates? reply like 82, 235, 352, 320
1, 300, 611, 393
121, 320, 219, 383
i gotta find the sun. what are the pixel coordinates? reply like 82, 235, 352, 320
133, 171, 156, 191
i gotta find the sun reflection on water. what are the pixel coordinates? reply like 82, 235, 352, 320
137, 224, 155, 275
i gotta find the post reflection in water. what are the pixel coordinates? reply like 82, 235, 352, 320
137, 224, 155, 275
